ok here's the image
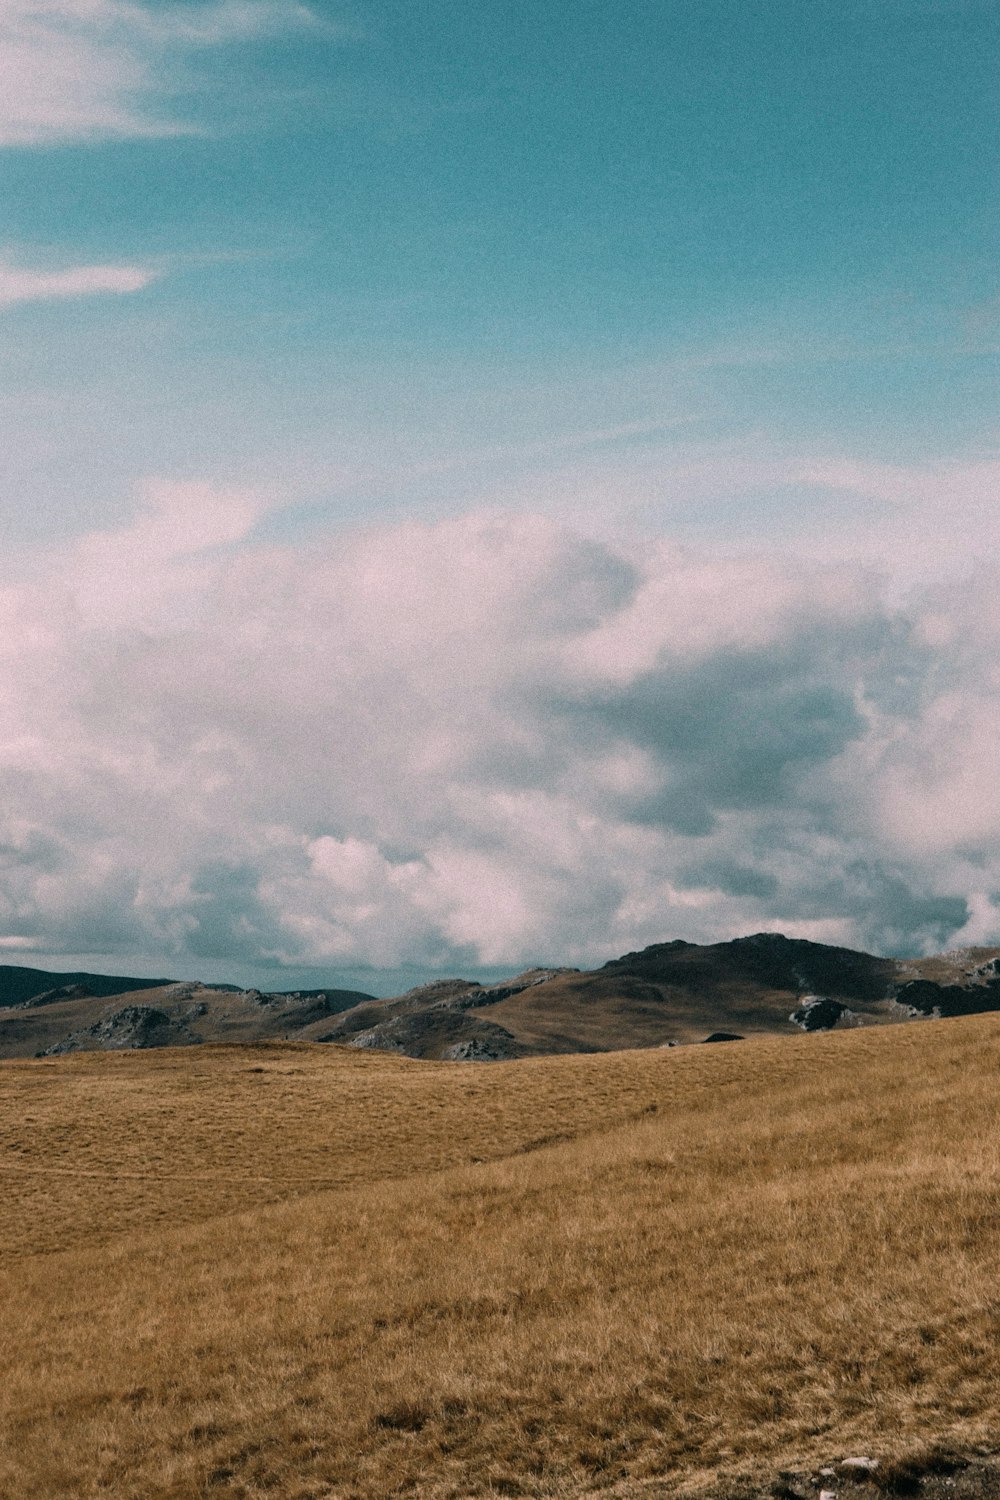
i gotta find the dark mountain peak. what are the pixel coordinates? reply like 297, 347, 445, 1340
719, 933, 893, 1001
601, 939, 692, 970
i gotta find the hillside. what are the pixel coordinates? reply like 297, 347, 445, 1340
0, 963, 175, 1008
0, 971, 375, 1059
4, 935, 1000, 1062
4, 1018, 1000, 1497
306, 934, 1000, 1057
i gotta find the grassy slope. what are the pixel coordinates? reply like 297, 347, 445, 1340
467, 969, 808, 1049
464, 939, 944, 1052
3, 1019, 1000, 1497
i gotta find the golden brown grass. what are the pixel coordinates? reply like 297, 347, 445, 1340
3, 1018, 1000, 1498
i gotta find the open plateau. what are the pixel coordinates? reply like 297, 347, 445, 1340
5, 936, 1000, 1498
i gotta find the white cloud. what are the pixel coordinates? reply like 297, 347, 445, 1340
60, 477, 271, 626
0, 258, 157, 305
0, 0, 319, 145
0, 498, 996, 979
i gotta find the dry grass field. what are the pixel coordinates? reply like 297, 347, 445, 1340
3, 1018, 1000, 1498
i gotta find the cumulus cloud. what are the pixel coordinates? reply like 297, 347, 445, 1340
1, 495, 998, 980
0, 258, 157, 305
0, 0, 319, 145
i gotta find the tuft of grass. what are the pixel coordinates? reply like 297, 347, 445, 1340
3, 1018, 1000, 1496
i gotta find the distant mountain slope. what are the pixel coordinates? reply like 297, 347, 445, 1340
0, 972, 376, 1059
0, 965, 174, 1009
4, 936, 1000, 1060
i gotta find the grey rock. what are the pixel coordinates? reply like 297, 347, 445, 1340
442, 1037, 510, 1062
347, 1029, 404, 1053
790, 995, 847, 1031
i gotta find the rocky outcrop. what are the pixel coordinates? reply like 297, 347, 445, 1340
441, 1034, 519, 1061
330, 1003, 522, 1062
893, 976, 1000, 1018
789, 996, 864, 1032
44, 1005, 199, 1055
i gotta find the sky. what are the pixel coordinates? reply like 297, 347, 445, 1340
2, 0, 1000, 992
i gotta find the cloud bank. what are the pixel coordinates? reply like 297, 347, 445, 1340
0, 0, 318, 145
1, 486, 997, 981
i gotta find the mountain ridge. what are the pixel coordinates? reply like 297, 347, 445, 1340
4, 933, 1000, 1060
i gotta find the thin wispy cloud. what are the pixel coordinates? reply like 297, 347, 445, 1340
0, 257, 157, 305
0, 0, 320, 145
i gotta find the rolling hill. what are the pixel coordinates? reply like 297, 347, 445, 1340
5, 934, 1000, 1060
0, 969, 375, 1059
0, 963, 175, 1008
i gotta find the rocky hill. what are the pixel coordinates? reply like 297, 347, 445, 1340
5, 935, 1000, 1060
300, 934, 1000, 1058
0, 972, 375, 1059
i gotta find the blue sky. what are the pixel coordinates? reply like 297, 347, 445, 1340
2, 0, 1000, 989
3, 0, 999, 548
